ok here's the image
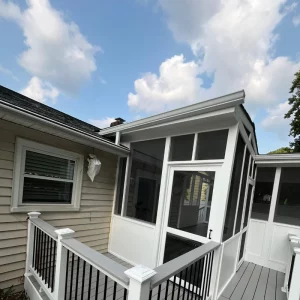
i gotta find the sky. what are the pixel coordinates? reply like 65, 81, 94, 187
0, 0, 299, 154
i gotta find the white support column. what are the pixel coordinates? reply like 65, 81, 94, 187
289, 248, 300, 300
25, 212, 41, 276
53, 228, 75, 299
125, 265, 157, 300
116, 131, 121, 145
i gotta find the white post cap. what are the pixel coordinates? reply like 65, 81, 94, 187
125, 265, 157, 283
27, 212, 41, 219
55, 228, 74, 240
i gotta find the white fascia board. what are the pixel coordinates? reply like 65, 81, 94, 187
99, 90, 245, 136
0, 103, 129, 156
255, 154, 300, 166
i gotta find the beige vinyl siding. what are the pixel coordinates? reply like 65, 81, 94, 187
0, 119, 118, 290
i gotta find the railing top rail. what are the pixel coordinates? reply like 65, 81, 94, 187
150, 241, 220, 288
31, 218, 57, 240
62, 238, 130, 287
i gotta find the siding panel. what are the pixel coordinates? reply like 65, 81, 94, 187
0, 119, 118, 289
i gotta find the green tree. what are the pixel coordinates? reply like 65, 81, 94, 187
267, 147, 293, 154
285, 71, 300, 152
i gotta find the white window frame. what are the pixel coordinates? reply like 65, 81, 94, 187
11, 138, 84, 212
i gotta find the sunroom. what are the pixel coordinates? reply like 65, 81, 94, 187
22, 91, 300, 300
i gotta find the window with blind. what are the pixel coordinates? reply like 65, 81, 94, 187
12, 138, 84, 211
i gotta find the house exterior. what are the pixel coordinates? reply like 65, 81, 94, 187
0, 85, 299, 300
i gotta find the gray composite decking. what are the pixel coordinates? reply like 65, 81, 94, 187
220, 261, 286, 300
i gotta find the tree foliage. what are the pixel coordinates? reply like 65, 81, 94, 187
285, 70, 300, 152
267, 147, 293, 154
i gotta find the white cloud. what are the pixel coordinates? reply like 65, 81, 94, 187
293, 15, 300, 26
21, 76, 59, 103
261, 101, 291, 140
0, 0, 99, 95
0, 64, 19, 81
89, 117, 115, 129
128, 55, 204, 113
128, 0, 300, 138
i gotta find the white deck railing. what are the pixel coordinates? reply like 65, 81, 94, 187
25, 212, 221, 300
283, 234, 300, 300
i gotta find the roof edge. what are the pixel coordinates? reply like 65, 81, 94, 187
99, 90, 245, 135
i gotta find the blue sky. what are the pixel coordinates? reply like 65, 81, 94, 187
0, 0, 299, 153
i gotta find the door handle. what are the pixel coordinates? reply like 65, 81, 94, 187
209, 229, 213, 240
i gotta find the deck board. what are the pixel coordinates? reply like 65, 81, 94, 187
221, 261, 286, 300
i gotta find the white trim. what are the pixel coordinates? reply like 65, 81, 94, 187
11, 137, 84, 212
113, 214, 156, 229
191, 133, 198, 161
268, 167, 281, 223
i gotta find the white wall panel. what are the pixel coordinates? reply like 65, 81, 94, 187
109, 216, 156, 268
246, 219, 266, 257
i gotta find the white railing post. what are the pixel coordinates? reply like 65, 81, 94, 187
53, 228, 75, 300
125, 265, 157, 300
209, 246, 222, 300
25, 212, 41, 276
289, 248, 300, 300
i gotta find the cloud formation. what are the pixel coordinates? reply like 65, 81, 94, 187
21, 76, 59, 103
0, 0, 99, 97
128, 0, 300, 141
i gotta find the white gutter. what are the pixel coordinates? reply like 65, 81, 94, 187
0, 100, 129, 156
99, 90, 245, 136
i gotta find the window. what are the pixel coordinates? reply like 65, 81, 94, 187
195, 129, 228, 160
125, 138, 165, 223
274, 167, 300, 226
114, 157, 127, 215
251, 167, 276, 221
12, 138, 84, 212
168, 170, 215, 238
169, 134, 194, 161
223, 134, 245, 241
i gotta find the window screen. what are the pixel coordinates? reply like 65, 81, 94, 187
195, 129, 228, 160
125, 139, 165, 224
274, 168, 300, 226
22, 151, 75, 204
251, 167, 276, 221
223, 134, 245, 241
169, 134, 194, 161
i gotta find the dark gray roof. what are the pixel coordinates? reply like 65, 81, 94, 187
0, 84, 101, 135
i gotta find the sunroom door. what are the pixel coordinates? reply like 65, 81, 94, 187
159, 165, 221, 264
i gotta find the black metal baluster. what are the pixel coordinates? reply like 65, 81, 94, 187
32, 226, 36, 268
45, 235, 50, 283
87, 265, 93, 299
171, 274, 176, 300
177, 271, 183, 300
51, 241, 56, 292
113, 282, 117, 300
157, 284, 161, 300
192, 260, 200, 299
206, 252, 214, 297
48, 238, 53, 288
165, 280, 170, 299
187, 264, 193, 300
182, 267, 189, 300
69, 253, 75, 300
81, 260, 86, 300
202, 254, 209, 299
288, 254, 295, 291
103, 275, 108, 300
95, 269, 100, 300
149, 289, 153, 300
123, 288, 127, 300
75, 257, 81, 300
42, 232, 46, 280
38, 230, 43, 275
35, 227, 39, 271
197, 258, 204, 298
64, 250, 70, 300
